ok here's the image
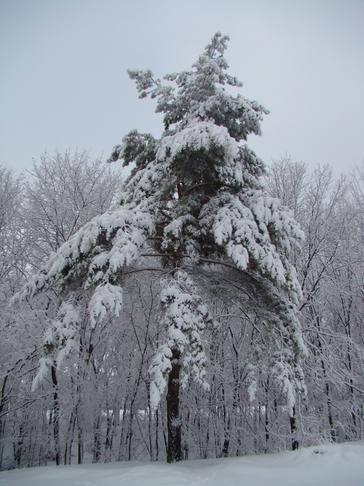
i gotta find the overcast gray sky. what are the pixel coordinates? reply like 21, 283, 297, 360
1, 0, 363, 173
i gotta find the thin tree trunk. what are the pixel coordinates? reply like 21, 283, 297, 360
290, 405, 299, 451
104, 405, 114, 462
166, 348, 182, 463
93, 415, 101, 463
315, 312, 336, 442
51, 364, 61, 465
265, 384, 270, 453
155, 408, 159, 461
127, 409, 134, 461
77, 417, 83, 464
0, 375, 9, 468
14, 422, 25, 467
146, 384, 154, 461
64, 411, 76, 465
118, 399, 128, 461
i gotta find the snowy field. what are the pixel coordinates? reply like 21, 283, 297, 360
0, 442, 363, 486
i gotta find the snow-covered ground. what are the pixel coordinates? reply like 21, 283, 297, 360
1, 441, 363, 486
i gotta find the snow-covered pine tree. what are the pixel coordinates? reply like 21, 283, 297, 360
23, 33, 306, 462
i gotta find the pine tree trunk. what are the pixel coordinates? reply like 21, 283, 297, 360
166, 348, 182, 463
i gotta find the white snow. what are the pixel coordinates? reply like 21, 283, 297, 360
89, 283, 123, 327
157, 120, 238, 163
1, 441, 363, 486
32, 302, 81, 391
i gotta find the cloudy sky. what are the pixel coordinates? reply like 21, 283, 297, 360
1, 0, 363, 173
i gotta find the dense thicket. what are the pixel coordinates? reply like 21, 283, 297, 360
0, 36, 363, 470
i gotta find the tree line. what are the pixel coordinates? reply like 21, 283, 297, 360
1, 154, 363, 470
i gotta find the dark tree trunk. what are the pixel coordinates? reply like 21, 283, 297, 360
77, 418, 83, 464
155, 408, 159, 461
166, 348, 182, 463
51, 364, 61, 465
315, 313, 336, 442
290, 405, 299, 451
14, 422, 24, 467
93, 415, 101, 463
104, 407, 114, 462
265, 394, 270, 453
63, 411, 76, 465
0, 374, 9, 468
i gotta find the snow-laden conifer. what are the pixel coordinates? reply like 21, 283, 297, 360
23, 32, 306, 461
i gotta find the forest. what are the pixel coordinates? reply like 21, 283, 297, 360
0, 33, 363, 471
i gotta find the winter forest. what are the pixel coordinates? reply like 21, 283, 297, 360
0, 31, 363, 476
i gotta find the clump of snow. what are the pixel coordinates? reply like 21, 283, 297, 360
271, 351, 307, 416
89, 283, 123, 327
157, 120, 238, 163
245, 363, 258, 402
31, 356, 53, 392
149, 344, 173, 409
32, 301, 81, 391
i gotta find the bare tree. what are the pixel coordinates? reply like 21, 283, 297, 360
25, 150, 122, 267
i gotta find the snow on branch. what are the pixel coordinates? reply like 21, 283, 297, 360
201, 191, 303, 305
271, 351, 307, 417
23, 206, 154, 390
89, 283, 123, 328
31, 301, 81, 391
22, 206, 154, 296
157, 120, 238, 164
